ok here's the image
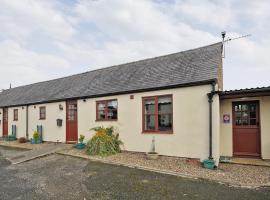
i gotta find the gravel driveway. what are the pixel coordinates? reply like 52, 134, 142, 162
0, 146, 270, 200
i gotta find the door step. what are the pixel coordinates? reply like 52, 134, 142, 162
229, 158, 270, 167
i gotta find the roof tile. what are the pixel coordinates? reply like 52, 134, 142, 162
0, 42, 222, 107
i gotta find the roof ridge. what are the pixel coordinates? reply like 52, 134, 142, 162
4, 42, 222, 92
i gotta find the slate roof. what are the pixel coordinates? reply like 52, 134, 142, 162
0, 42, 222, 107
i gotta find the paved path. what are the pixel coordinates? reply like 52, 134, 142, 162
2, 143, 69, 164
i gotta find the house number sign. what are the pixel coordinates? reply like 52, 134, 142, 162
223, 114, 230, 123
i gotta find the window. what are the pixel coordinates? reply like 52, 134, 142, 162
67, 102, 77, 121
13, 109, 18, 121
234, 102, 258, 126
96, 99, 118, 121
143, 95, 173, 133
39, 106, 46, 120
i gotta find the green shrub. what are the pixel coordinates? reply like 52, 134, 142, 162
79, 134, 85, 143
33, 131, 39, 142
86, 126, 123, 156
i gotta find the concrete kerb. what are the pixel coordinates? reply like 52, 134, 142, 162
0, 144, 31, 151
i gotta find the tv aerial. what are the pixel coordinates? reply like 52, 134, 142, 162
221, 31, 251, 58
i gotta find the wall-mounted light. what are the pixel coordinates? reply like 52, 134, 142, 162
34, 106, 36, 109
22, 107, 24, 109
83, 99, 87, 102
59, 104, 63, 110
130, 95, 134, 99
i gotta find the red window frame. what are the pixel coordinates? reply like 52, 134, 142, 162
142, 94, 173, 134
13, 109, 18, 121
39, 106, 46, 120
96, 99, 118, 121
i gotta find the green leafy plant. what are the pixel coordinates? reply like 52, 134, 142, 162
79, 134, 85, 143
33, 131, 39, 142
86, 126, 123, 156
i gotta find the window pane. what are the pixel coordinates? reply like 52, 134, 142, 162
98, 102, 105, 110
40, 107, 46, 119
250, 111, 256, 118
250, 104, 256, 112
158, 114, 172, 131
98, 110, 105, 120
158, 96, 172, 114
250, 119, 256, 125
242, 119, 248, 125
145, 115, 155, 130
144, 99, 155, 114
14, 109, 18, 120
108, 109, 117, 119
68, 110, 75, 120
97, 102, 105, 120
235, 118, 242, 126
107, 100, 118, 119
235, 105, 241, 111
242, 104, 248, 111
3, 109, 8, 120
235, 111, 241, 118
108, 100, 117, 109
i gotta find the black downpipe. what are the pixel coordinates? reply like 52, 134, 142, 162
207, 82, 216, 160
26, 105, 29, 139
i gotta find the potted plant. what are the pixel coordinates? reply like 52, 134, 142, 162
74, 134, 86, 149
31, 131, 42, 144
146, 137, 159, 160
203, 158, 216, 170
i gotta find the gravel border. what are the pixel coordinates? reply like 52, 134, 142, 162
58, 148, 270, 189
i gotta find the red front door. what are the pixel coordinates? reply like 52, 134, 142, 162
66, 100, 78, 143
3, 108, 8, 136
233, 101, 260, 157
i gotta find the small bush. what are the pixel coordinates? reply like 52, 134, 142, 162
18, 137, 27, 143
79, 134, 85, 143
86, 126, 123, 156
33, 131, 39, 141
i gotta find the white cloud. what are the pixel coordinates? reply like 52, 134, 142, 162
0, 0, 75, 42
0, 0, 270, 90
0, 40, 70, 88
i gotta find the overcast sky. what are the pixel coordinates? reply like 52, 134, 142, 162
0, 0, 269, 90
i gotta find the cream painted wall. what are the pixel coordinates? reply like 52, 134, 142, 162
78, 84, 218, 161
220, 96, 270, 159
8, 106, 27, 138
0, 84, 220, 162
28, 102, 66, 142
212, 94, 220, 163
0, 108, 3, 136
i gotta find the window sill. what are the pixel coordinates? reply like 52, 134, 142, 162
39, 118, 46, 120
142, 131, 173, 134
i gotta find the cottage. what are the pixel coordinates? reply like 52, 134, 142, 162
0, 42, 269, 164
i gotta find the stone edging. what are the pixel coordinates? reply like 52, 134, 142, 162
0, 144, 32, 150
